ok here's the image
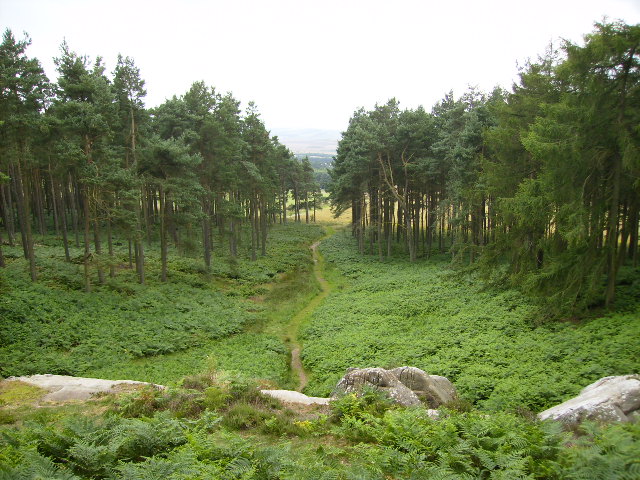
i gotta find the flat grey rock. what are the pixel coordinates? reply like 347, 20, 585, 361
538, 374, 640, 425
261, 389, 330, 405
6, 374, 164, 402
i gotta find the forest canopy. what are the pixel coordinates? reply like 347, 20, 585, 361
1, 21, 639, 317
328, 21, 640, 317
0, 30, 320, 290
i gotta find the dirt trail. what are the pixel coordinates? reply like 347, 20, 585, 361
287, 240, 331, 392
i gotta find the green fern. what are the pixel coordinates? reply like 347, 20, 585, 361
1, 451, 80, 480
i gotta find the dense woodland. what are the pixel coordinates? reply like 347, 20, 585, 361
330, 21, 640, 316
0, 30, 321, 291
1, 21, 640, 479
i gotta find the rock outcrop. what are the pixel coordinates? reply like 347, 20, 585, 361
6, 374, 165, 402
260, 389, 330, 405
332, 366, 457, 407
391, 366, 457, 407
538, 374, 640, 426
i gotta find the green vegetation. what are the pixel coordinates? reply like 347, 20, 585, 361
0, 29, 321, 292
330, 21, 640, 316
1, 222, 323, 384
2, 374, 640, 479
302, 233, 640, 411
1, 20, 639, 479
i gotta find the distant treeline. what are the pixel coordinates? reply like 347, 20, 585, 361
329, 21, 640, 315
0, 30, 320, 290
294, 153, 333, 190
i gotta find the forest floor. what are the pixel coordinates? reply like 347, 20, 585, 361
2, 212, 639, 478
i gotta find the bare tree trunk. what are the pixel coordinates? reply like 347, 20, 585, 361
11, 160, 37, 280
605, 157, 621, 308
387, 198, 393, 259
106, 214, 115, 278
0, 184, 15, 245
377, 186, 383, 262
94, 217, 105, 285
82, 186, 91, 292
250, 196, 257, 261
32, 169, 46, 236
70, 174, 81, 247
628, 201, 638, 267
48, 164, 60, 235
135, 189, 145, 284
202, 197, 212, 272
281, 188, 287, 223
58, 180, 71, 262
160, 186, 168, 282
260, 198, 267, 256
358, 196, 364, 254
229, 218, 237, 257
0, 227, 5, 268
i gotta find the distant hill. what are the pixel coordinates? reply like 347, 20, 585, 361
294, 153, 334, 170
271, 128, 340, 155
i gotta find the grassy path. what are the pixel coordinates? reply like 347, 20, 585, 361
286, 238, 332, 392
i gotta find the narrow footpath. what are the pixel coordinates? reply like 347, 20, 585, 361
287, 239, 332, 392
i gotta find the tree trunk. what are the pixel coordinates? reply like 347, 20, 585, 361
136, 239, 145, 285
70, 174, 81, 247
160, 185, 168, 282
94, 217, 105, 285
202, 197, 212, 272
260, 198, 267, 256
107, 214, 115, 278
0, 227, 4, 268
82, 186, 92, 292
250, 196, 257, 261
48, 164, 60, 235
628, 200, 638, 267
11, 161, 37, 280
32, 169, 46, 236
281, 188, 287, 223
229, 218, 237, 257
0, 184, 15, 246
58, 180, 71, 262
605, 157, 621, 308
377, 186, 383, 262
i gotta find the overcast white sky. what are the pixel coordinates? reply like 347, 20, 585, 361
2, 0, 639, 131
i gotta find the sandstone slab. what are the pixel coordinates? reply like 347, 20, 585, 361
538, 374, 640, 425
261, 389, 330, 405
6, 374, 164, 402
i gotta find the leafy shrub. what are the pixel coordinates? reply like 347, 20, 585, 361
203, 386, 231, 411
222, 402, 271, 430
558, 421, 640, 479
116, 387, 164, 418
330, 388, 396, 422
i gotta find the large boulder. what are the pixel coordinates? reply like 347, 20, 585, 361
332, 366, 456, 407
391, 366, 457, 407
538, 375, 640, 425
